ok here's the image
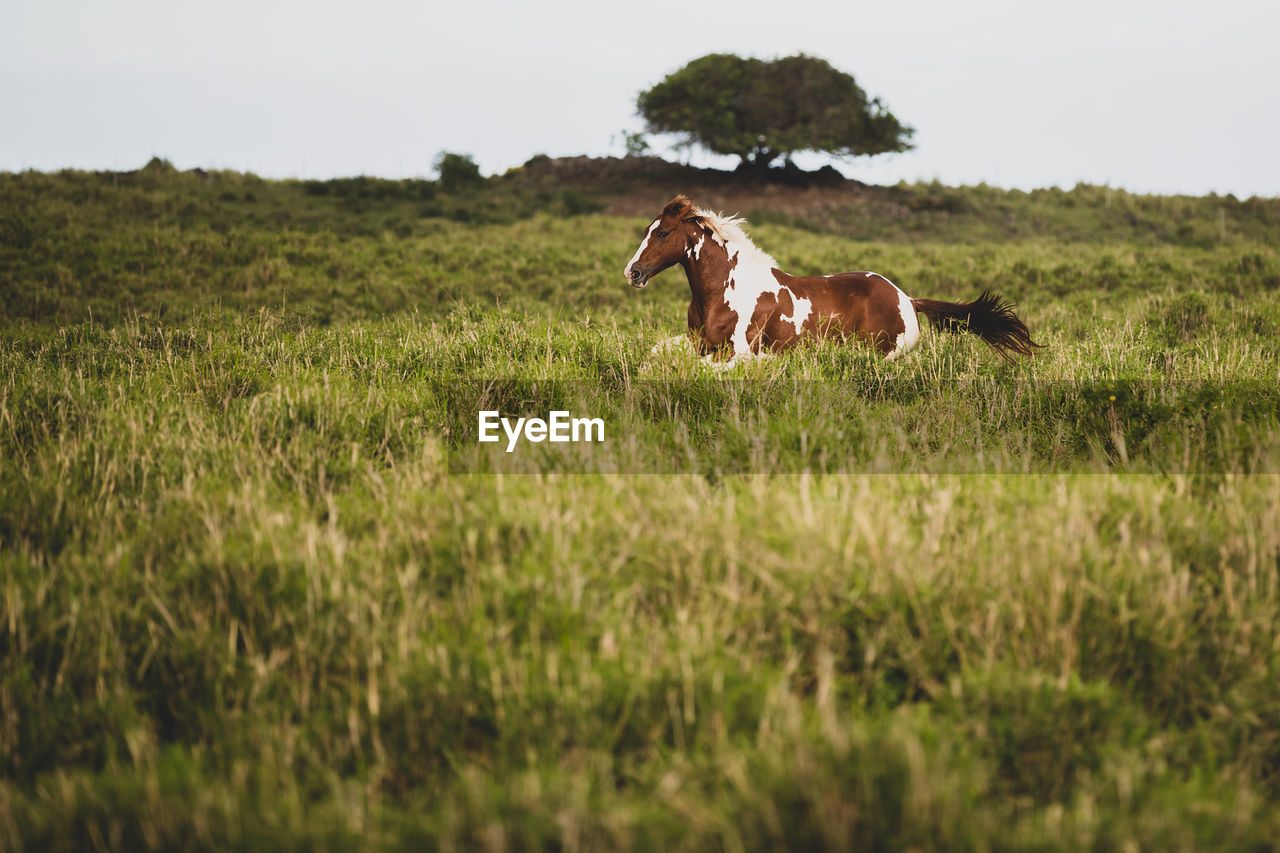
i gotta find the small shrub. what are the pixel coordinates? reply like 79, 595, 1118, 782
435, 152, 484, 193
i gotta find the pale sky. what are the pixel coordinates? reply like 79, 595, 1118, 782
3, 0, 1277, 197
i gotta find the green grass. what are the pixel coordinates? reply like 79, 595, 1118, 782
2, 165, 1280, 849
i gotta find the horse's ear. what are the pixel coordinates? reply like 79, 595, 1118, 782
663, 195, 692, 219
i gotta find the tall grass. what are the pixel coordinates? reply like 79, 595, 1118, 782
2, 167, 1279, 849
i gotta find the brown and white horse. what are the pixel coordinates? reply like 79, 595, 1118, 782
625, 195, 1043, 365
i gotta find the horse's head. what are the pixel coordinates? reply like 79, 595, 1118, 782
624, 195, 703, 288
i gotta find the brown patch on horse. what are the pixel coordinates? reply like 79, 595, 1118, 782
745, 287, 800, 352
775, 271, 905, 354
859, 274, 907, 354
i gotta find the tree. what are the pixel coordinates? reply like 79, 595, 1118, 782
434, 151, 484, 192
636, 53, 914, 172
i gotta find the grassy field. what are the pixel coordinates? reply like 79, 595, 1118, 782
2, 163, 1280, 849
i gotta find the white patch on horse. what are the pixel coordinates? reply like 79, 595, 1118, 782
624, 220, 660, 279
690, 234, 706, 261
722, 259, 784, 355
884, 278, 920, 362
779, 285, 812, 335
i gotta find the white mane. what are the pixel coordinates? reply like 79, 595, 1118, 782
693, 206, 779, 270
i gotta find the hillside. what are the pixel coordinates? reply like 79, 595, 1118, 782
514, 154, 1280, 245
3, 156, 1279, 328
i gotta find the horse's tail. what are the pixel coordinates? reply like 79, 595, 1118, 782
911, 290, 1045, 359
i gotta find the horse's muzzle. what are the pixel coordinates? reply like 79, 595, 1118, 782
627, 267, 649, 288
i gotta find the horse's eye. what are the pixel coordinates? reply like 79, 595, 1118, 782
659, 230, 670, 238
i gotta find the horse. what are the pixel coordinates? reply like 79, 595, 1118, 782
624, 195, 1043, 365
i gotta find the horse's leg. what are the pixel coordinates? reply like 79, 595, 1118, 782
649, 335, 696, 357
704, 322, 781, 370
701, 352, 740, 372
649, 305, 708, 359
700, 348, 774, 372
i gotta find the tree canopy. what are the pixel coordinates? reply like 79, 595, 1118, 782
636, 53, 914, 171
